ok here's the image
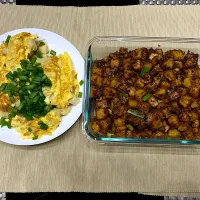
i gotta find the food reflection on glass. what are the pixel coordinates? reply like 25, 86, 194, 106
0, 32, 82, 140
90, 47, 200, 140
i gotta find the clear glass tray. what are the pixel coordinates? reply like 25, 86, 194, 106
83, 36, 200, 146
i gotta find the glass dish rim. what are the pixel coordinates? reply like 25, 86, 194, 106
82, 36, 200, 146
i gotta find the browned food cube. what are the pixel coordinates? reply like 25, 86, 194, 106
160, 81, 171, 89
179, 95, 192, 108
189, 87, 199, 98
131, 48, 143, 60
115, 126, 126, 137
183, 78, 191, 88
91, 74, 103, 87
184, 51, 198, 68
189, 111, 198, 121
154, 88, 167, 99
135, 78, 145, 88
168, 114, 180, 127
192, 120, 199, 128
156, 49, 163, 56
103, 77, 111, 86
154, 131, 165, 139
95, 100, 108, 109
148, 96, 158, 107
164, 70, 176, 81
135, 89, 146, 101
191, 101, 199, 108
92, 66, 103, 75
133, 60, 142, 71
162, 58, 174, 69
178, 123, 188, 132
165, 50, 185, 61
168, 129, 181, 138
110, 78, 120, 88
90, 86, 102, 98
91, 121, 100, 133
96, 108, 108, 120
111, 59, 119, 68
114, 118, 125, 127
103, 87, 117, 98
99, 118, 112, 133
128, 98, 138, 108
127, 86, 136, 97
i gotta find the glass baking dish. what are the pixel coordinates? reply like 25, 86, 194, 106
82, 36, 200, 146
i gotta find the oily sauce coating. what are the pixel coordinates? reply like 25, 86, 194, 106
90, 47, 200, 140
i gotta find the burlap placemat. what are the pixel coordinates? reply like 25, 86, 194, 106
1, 4, 200, 196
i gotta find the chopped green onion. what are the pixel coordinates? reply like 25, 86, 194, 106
44, 105, 51, 112
25, 84, 35, 90
128, 109, 145, 119
6, 72, 14, 80
30, 91, 38, 99
0, 83, 7, 92
127, 124, 134, 131
8, 113, 16, 118
38, 121, 43, 125
25, 115, 33, 121
32, 135, 38, 140
107, 133, 115, 138
140, 67, 150, 77
9, 96, 15, 103
78, 92, 82, 98
36, 51, 43, 58
19, 75, 28, 81
39, 41, 45, 47
40, 123, 48, 130
11, 81, 17, 86
18, 102, 25, 110
20, 60, 28, 69
33, 114, 40, 118
143, 93, 151, 101
28, 127, 32, 132
32, 95, 39, 103
5, 35, 11, 44
8, 106, 17, 114
50, 50, 56, 56
31, 56, 37, 64
0, 117, 11, 128
79, 80, 84, 86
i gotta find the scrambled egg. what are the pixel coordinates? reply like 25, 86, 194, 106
11, 109, 61, 139
0, 32, 80, 139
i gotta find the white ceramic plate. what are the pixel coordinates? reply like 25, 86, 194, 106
0, 28, 84, 145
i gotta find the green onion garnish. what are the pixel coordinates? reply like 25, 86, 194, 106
32, 135, 38, 140
5, 35, 11, 44
78, 92, 82, 98
36, 50, 43, 58
127, 124, 134, 131
0, 117, 11, 128
6, 72, 14, 80
39, 42, 45, 47
128, 109, 145, 119
20, 60, 28, 69
79, 80, 84, 86
19, 75, 28, 81
31, 56, 37, 64
107, 133, 115, 138
50, 50, 56, 56
140, 67, 150, 77
143, 93, 151, 101
28, 127, 32, 132
9, 96, 15, 103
